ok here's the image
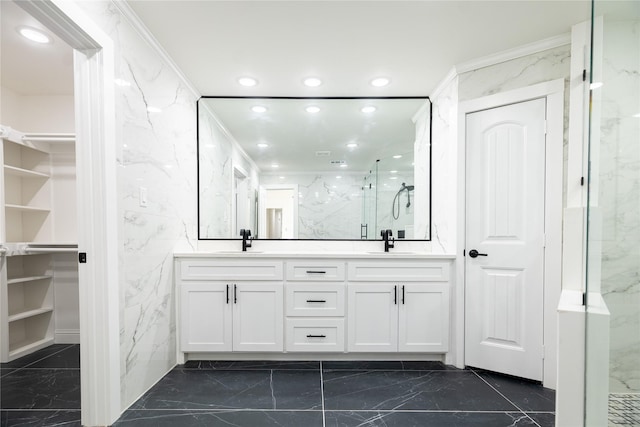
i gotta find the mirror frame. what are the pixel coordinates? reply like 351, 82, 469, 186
197, 96, 432, 241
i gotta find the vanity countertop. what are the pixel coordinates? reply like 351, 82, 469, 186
174, 251, 456, 259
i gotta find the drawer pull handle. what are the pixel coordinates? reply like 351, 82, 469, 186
306, 270, 327, 274
306, 334, 326, 338
306, 299, 327, 303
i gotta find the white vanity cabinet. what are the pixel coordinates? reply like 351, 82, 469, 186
284, 260, 346, 352
347, 261, 450, 353
178, 259, 284, 352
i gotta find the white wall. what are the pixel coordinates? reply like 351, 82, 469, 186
0, 85, 74, 133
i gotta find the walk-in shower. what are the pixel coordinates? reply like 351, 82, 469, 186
392, 182, 415, 220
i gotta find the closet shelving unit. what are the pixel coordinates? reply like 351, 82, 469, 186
0, 125, 77, 362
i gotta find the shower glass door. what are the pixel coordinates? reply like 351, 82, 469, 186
584, 0, 640, 425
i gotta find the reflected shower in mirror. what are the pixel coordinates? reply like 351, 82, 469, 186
197, 97, 431, 240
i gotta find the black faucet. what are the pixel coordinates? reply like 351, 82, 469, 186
240, 229, 252, 251
381, 229, 395, 252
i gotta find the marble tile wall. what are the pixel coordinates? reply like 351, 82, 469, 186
594, 19, 640, 393
74, 1, 199, 408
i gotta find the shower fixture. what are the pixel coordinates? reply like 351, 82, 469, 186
392, 182, 415, 220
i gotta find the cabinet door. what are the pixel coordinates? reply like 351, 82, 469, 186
181, 282, 232, 352
398, 283, 449, 352
233, 282, 283, 352
347, 283, 398, 352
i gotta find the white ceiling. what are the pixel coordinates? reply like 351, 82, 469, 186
127, 0, 591, 96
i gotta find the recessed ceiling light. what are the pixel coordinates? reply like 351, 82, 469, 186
633, 113, 640, 118
370, 77, 390, 87
390, 170, 398, 174
271, 164, 279, 168
252, 105, 267, 113
306, 106, 320, 113
279, 176, 285, 179
238, 77, 258, 87
393, 154, 403, 159
339, 164, 348, 168
303, 77, 322, 87
257, 143, 269, 148
361, 106, 376, 113
336, 176, 342, 179
17, 26, 51, 44
390, 176, 398, 180
346, 143, 358, 149
147, 106, 162, 113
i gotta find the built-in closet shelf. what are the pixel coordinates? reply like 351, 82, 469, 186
5, 204, 51, 213
8, 307, 54, 323
4, 165, 49, 179
9, 337, 55, 358
7, 275, 53, 285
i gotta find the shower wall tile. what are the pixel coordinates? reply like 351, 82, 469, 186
596, 20, 640, 393
74, 1, 199, 409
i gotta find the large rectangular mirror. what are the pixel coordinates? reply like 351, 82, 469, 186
198, 97, 431, 240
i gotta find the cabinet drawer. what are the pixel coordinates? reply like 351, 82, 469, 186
285, 319, 344, 352
285, 284, 345, 317
180, 260, 283, 280
348, 261, 449, 282
286, 261, 345, 281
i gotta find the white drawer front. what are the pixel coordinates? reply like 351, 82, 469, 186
180, 260, 283, 280
286, 261, 345, 281
285, 319, 344, 352
348, 261, 449, 282
285, 284, 345, 317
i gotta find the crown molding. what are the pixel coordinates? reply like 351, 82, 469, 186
430, 67, 459, 100
456, 33, 571, 75
112, 0, 200, 99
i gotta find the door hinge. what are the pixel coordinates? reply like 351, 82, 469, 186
582, 69, 587, 82
463, 249, 466, 257
582, 292, 587, 306
581, 177, 585, 186
78, 252, 87, 263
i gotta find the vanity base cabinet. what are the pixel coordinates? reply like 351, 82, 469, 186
347, 284, 398, 352
398, 283, 449, 352
180, 281, 283, 353
181, 282, 232, 352
285, 318, 344, 352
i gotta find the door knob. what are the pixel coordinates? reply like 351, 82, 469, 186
468, 249, 488, 258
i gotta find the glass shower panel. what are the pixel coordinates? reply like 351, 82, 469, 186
585, 1, 640, 425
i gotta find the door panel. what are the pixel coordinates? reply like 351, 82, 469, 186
232, 283, 283, 351
181, 283, 232, 352
398, 283, 449, 352
465, 98, 545, 381
347, 284, 397, 352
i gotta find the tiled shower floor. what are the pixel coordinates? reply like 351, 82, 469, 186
1, 347, 556, 426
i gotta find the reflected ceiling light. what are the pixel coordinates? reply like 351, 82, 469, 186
390, 176, 398, 180
17, 26, 51, 44
303, 77, 322, 87
252, 105, 267, 113
114, 78, 131, 87
393, 154, 402, 159
370, 77, 390, 87
257, 143, 269, 148
305, 106, 320, 113
346, 143, 358, 149
633, 113, 640, 118
390, 170, 398, 174
336, 176, 342, 179
279, 176, 285, 179
590, 82, 603, 90
361, 106, 376, 113
271, 163, 279, 168
339, 164, 348, 168
238, 77, 258, 87
147, 106, 162, 113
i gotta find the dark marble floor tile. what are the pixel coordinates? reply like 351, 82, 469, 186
27, 345, 80, 369
182, 360, 320, 370
526, 412, 555, 427
323, 361, 457, 371
474, 370, 556, 411
133, 369, 322, 410
0, 410, 81, 426
0, 369, 15, 379
0, 369, 81, 410
113, 410, 323, 426
0, 345, 71, 369
323, 370, 518, 411
325, 411, 537, 427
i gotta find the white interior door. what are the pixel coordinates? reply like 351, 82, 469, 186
465, 98, 546, 381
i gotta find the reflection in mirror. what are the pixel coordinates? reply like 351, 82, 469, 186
198, 97, 431, 240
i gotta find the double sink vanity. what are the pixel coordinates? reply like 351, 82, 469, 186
174, 251, 454, 363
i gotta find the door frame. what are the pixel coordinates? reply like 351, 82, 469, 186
455, 79, 564, 388
258, 184, 299, 239
17, 1, 121, 424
